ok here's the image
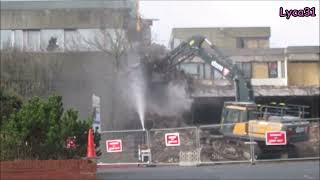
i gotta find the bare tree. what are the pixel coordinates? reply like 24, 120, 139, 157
83, 16, 129, 72
72, 15, 133, 129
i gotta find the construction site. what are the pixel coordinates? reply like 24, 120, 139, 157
0, 1, 319, 179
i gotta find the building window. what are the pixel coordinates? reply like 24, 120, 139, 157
64, 29, 80, 51
0, 30, 13, 49
78, 29, 99, 51
258, 39, 269, 48
173, 38, 181, 49
23, 30, 40, 51
180, 63, 200, 79
245, 39, 259, 49
236, 62, 252, 79
237, 37, 269, 49
14, 30, 23, 50
40, 29, 64, 51
213, 69, 224, 80
268, 62, 278, 78
236, 38, 245, 48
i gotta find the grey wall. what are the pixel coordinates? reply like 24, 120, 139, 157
1, 8, 131, 29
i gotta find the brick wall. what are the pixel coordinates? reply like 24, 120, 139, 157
0, 159, 96, 180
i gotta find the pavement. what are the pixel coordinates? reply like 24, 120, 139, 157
97, 160, 320, 180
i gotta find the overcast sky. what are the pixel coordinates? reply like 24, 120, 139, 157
140, 0, 320, 48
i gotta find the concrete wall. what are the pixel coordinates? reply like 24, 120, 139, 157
170, 27, 270, 49
0, 6, 152, 50
1, 8, 131, 30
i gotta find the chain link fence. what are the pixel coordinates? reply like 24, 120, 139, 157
99, 129, 146, 163
98, 118, 319, 165
199, 124, 252, 162
256, 118, 320, 161
149, 127, 198, 164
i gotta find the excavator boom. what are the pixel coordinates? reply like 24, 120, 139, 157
165, 35, 254, 102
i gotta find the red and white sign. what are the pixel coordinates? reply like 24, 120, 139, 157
265, 131, 287, 145
165, 133, 180, 146
106, 139, 122, 152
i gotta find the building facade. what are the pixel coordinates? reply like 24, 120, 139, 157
170, 27, 320, 119
1, 0, 153, 131
170, 27, 270, 49
0, 0, 151, 51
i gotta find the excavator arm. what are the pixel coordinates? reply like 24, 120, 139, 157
165, 35, 254, 102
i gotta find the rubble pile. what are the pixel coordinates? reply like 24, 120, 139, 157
199, 129, 250, 161
149, 129, 197, 163
295, 122, 320, 157
309, 122, 320, 154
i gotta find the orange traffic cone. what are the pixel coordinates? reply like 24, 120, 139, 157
86, 128, 96, 158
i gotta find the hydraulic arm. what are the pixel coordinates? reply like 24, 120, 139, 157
164, 35, 254, 102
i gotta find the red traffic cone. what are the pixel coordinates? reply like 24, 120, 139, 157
86, 128, 96, 158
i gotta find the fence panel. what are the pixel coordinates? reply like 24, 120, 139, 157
99, 129, 146, 163
97, 118, 319, 164
199, 124, 252, 163
256, 118, 320, 160
149, 127, 198, 164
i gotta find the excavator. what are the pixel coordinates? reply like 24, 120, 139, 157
145, 35, 310, 159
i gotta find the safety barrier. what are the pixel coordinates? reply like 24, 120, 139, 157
149, 127, 198, 164
99, 129, 146, 163
98, 118, 320, 165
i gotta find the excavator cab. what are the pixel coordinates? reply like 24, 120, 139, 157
220, 101, 257, 137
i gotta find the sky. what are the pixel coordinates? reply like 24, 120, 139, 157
139, 0, 320, 48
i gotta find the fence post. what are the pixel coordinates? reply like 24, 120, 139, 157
249, 135, 255, 165
146, 129, 152, 163
196, 126, 201, 164
248, 122, 256, 165
146, 130, 150, 147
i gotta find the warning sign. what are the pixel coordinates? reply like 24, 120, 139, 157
265, 131, 287, 145
165, 133, 180, 146
106, 139, 122, 152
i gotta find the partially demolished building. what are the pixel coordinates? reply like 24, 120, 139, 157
170, 27, 320, 122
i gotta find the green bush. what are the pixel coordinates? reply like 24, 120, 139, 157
0, 88, 23, 126
0, 94, 100, 160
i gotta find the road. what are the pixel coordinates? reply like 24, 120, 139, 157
97, 160, 319, 180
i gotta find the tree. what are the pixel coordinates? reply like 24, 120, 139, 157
0, 88, 23, 126
80, 16, 131, 129
0, 94, 100, 160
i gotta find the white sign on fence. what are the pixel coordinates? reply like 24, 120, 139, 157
165, 133, 180, 146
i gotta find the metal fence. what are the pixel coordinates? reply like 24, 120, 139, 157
98, 118, 320, 165
149, 126, 198, 164
99, 129, 146, 163
199, 124, 251, 163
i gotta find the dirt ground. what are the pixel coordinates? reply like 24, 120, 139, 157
295, 122, 319, 157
